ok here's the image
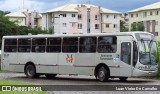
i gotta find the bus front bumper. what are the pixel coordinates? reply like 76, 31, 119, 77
132, 68, 158, 77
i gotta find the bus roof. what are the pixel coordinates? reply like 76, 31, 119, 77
3, 31, 153, 39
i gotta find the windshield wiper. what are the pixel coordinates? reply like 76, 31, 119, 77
149, 40, 153, 49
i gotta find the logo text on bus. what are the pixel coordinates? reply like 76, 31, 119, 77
66, 54, 73, 63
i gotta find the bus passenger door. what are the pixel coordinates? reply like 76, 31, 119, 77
119, 41, 133, 77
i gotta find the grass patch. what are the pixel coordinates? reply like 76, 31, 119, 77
0, 80, 46, 94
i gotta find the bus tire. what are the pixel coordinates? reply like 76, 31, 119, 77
97, 66, 109, 82
119, 77, 128, 81
35, 74, 40, 78
25, 64, 36, 78
45, 74, 57, 79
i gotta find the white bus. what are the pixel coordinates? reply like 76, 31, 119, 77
1, 32, 158, 82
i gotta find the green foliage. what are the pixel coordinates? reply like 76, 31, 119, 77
49, 27, 54, 34
120, 20, 128, 32
131, 23, 137, 31
131, 22, 144, 31
137, 22, 145, 31
0, 10, 54, 47
0, 12, 18, 40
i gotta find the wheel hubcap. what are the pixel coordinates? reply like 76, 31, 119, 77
99, 71, 105, 78
27, 67, 33, 76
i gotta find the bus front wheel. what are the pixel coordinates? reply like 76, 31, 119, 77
25, 64, 37, 78
97, 66, 109, 82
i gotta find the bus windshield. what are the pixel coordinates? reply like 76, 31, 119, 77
138, 40, 158, 65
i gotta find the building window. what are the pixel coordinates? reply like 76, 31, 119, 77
150, 11, 152, 15
106, 24, 110, 28
95, 15, 99, 20
95, 24, 99, 29
62, 14, 67, 17
78, 14, 82, 20
52, 18, 54, 23
63, 23, 67, 27
131, 14, 134, 18
106, 15, 109, 18
156, 21, 158, 25
72, 23, 76, 27
72, 14, 76, 17
156, 11, 159, 15
136, 13, 138, 17
78, 24, 82, 29
88, 19, 90, 22
114, 15, 117, 19
143, 12, 147, 17
114, 24, 117, 28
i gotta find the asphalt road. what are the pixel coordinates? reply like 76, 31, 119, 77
0, 73, 160, 94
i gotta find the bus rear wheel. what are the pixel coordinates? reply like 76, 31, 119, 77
45, 74, 57, 79
25, 64, 37, 78
119, 77, 128, 81
97, 66, 109, 82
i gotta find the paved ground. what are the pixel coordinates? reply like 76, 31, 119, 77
0, 73, 160, 94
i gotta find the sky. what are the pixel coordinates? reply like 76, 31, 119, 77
0, 0, 160, 13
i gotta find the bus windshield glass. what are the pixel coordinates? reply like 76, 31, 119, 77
138, 40, 157, 65
135, 33, 158, 65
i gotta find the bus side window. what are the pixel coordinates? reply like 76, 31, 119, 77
47, 38, 61, 52
18, 39, 31, 52
4, 39, 17, 52
98, 36, 117, 53
79, 37, 97, 53
62, 37, 78, 53
32, 38, 46, 53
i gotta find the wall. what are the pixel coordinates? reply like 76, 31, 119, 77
129, 9, 160, 41
9, 17, 26, 26
102, 14, 120, 33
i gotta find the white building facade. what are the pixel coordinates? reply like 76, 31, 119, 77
128, 2, 160, 40
42, 4, 121, 34
6, 9, 42, 28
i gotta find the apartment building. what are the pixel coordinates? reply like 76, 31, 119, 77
6, 9, 42, 28
128, 2, 160, 40
42, 4, 121, 34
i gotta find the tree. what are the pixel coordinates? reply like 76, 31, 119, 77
131, 22, 144, 31
120, 20, 128, 32
137, 22, 144, 31
131, 23, 137, 31
0, 11, 18, 36
0, 10, 53, 47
